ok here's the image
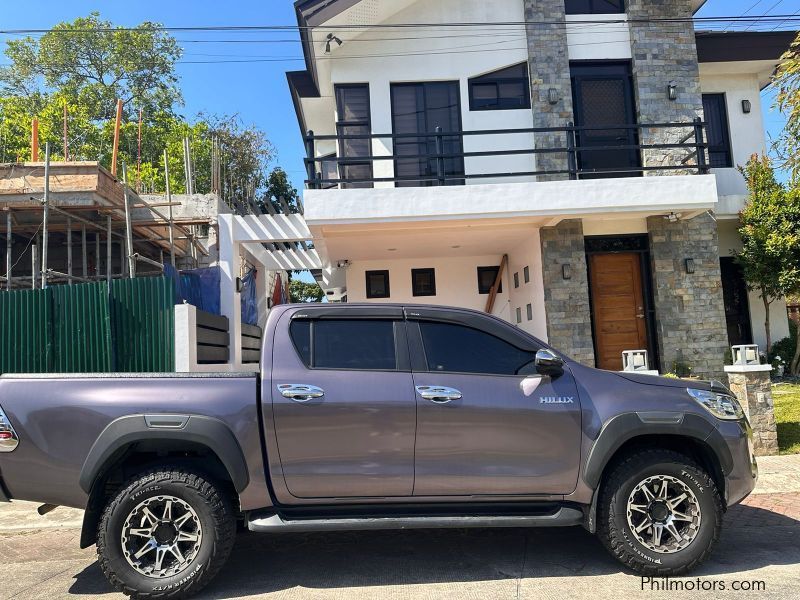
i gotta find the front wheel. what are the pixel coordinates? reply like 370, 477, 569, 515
597, 449, 723, 575
97, 467, 236, 599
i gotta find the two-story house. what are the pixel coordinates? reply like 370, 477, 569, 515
287, 0, 796, 377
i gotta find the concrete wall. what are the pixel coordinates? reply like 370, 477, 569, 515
345, 254, 513, 321
507, 231, 548, 340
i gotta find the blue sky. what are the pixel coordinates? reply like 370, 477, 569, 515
1, 0, 796, 196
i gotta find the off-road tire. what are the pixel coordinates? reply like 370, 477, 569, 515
597, 449, 723, 575
97, 467, 236, 599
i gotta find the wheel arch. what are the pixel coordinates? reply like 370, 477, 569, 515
583, 412, 731, 533
78, 414, 247, 548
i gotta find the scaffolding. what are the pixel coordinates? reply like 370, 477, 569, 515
0, 150, 212, 290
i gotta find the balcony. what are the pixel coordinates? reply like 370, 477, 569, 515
304, 120, 711, 189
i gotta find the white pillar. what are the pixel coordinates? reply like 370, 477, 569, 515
218, 214, 242, 368
174, 304, 199, 372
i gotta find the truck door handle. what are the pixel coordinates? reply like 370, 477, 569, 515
416, 386, 462, 403
278, 384, 325, 402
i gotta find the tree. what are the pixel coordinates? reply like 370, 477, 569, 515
261, 167, 302, 214
289, 279, 324, 303
736, 155, 800, 373
0, 12, 182, 122
773, 31, 800, 182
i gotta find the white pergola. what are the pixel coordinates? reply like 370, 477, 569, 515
218, 213, 322, 368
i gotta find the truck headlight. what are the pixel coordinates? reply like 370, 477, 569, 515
687, 388, 745, 420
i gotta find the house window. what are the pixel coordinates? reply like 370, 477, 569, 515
391, 81, 464, 187
412, 268, 437, 297
702, 94, 733, 169
516, 307, 522, 324
514, 272, 520, 288
468, 63, 531, 111
526, 304, 533, 321
477, 266, 502, 295
565, 0, 624, 15
335, 84, 373, 189
524, 266, 530, 284
365, 270, 390, 299
320, 153, 339, 189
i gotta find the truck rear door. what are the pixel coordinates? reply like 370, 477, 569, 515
270, 307, 416, 500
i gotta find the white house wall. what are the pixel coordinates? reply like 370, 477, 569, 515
717, 219, 790, 352
699, 68, 769, 213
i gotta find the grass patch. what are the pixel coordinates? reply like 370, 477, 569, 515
773, 382, 800, 454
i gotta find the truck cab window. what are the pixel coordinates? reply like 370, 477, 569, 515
290, 319, 397, 370
419, 321, 537, 376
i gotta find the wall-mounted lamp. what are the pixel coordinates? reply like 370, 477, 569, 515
684, 258, 696, 274
235, 277, 244, 293
548, 87, 559, 105
742, 99, 752, 114
562, 264, 572, 280
667, 82, 678, 101
325, 33, 343, 54
336, 259, 351, 269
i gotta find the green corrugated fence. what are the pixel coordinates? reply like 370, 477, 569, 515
0, 277, 175, 374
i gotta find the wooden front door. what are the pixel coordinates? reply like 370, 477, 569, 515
589, 253, 649, 371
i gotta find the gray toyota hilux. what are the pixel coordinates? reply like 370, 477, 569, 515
0, 304, 757, 598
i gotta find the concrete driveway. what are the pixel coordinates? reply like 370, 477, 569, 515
2, 456, 799, 599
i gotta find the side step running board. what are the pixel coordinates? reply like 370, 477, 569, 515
248, 507, 584, 533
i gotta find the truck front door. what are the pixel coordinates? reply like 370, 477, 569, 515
270, 308, 416, 500
407, 309, 582, 496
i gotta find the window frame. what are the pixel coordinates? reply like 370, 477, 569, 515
477, 266, 503, 295
565, 0, 625, 15
365, 269, 391, 299
334, 83, 374, 189
702, 93, 734, 169
288, 317, 408, 372
468, 62, 532, 112
411, 268, 437, 297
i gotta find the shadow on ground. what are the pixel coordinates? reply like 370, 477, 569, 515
68, 505, 800, 599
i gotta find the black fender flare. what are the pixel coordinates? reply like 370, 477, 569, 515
79, 414, 250, 495
582, 412, 732, 533
583, 412, 732, 490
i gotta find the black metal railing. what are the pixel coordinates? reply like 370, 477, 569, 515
304, 118, 710, 189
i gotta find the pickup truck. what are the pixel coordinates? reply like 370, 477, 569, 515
0, 304, 757, 599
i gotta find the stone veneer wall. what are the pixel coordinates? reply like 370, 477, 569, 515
539, 219, 595, 366
647, 213, 729, 379
627, 0, 704, 173
726, 369, 779, 456
523, 0, 573, 180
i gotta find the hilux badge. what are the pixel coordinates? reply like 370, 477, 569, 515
540, 396, 575, 404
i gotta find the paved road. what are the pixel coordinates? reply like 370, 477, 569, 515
1, 456, 799, 599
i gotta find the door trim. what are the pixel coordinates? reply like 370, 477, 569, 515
585, 235, 659, 372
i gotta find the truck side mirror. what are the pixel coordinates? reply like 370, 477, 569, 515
535, 349, 565, 377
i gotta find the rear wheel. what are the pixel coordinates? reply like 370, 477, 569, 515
597, 449, 722, 575
97, 467, 236, 599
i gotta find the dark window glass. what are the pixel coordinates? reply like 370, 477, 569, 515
523, 266, 530, 283
289, 320, 311, 367
514, 272, 520, 288
565, 0, 624, 15
526, 304, 533, 321
366, 270, 390, 299
314, 320, 396, 370
702, 94, 733, 169
419, 322, 537, 375
391, 81, 464, 187
335, 84, 373, 189
516, 307, 522, 324
412, 268, 437, 297
468, 63, 531, 111
478, 266, 502, 295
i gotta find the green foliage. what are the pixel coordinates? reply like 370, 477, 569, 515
736, 155, 800, 360
670, 361, 693, 378
770, 320, 798, 366
289, 279, 324, 303
774, 32, 800, 183
261, 167, 302, 214
0, 12, 277, 206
